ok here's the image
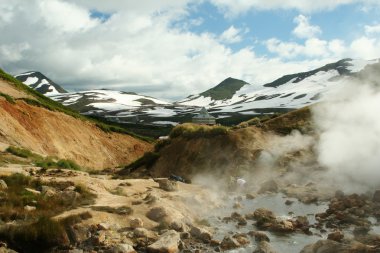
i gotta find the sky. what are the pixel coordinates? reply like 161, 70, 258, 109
1, 0, 380, 100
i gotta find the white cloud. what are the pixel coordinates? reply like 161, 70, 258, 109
365, 24, 380, 35
209, 0, 378, 16
292, 15, 321, 39
219, 26, 243, 44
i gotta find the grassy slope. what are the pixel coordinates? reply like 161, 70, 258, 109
200, 77, 248, 100
0, 68, 153, 143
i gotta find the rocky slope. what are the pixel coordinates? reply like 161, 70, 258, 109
0, 70, 152, 169
14, 71, 67, 95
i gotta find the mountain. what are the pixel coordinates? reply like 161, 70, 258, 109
15, 58, 380, 127
178, 59, 379, 113
14, 71, 67, 95
1, 69, 151, 169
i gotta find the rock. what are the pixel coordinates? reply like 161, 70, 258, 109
190, 226, 212, 242
0, 180, 7, 191
134, 228, 150, 238
246, 193, 256, 200
60, 190, 80, 204
98, 223, 111, 230
24, 187, 41, 195
111, 244, 136, 253
253, 241, 277, 253
156, 179, 178, 192
233, 202, 243, 209
147, 230, 180, 253
353, 226, 371, 237
130, 218, 144, 229
67, 224, 91, 244
169, 221, 186, 232
372, 190, 380, 202
258, 180, 278, 194
270, 220, 294, 233
300, 239, 344, 253
144, 193, 160, 204
248, 231, 270, 242
233, 234, 249, 246
253, 208, 276, 228
285, 200, 294, 205
327, 231, 344, 242
146, 207, 168, 222
41, 185, 56, 197
220, 236, 240, 250
24, 205, 36, 211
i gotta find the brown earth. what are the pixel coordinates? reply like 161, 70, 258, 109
0, 79, 152, 170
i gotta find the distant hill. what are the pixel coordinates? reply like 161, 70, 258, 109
15, 71, 67, 95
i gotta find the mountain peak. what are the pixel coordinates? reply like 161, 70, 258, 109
14, 71, 67, 95
200, 77, 249, 100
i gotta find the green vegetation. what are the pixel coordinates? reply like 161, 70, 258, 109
92, 205, 133, 215
169, 123, 229, 139
200, 77, 248, 100
0, 68, 152, 142
0, 92, 15, 104
122, 152, 160, 173
5, 146, 82, 170
6, 146, 37, 159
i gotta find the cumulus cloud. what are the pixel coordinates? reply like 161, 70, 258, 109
219, 26, 244, 44
292, 15, 321, 39
365, 24, 380, 35
209, 0, 378, 16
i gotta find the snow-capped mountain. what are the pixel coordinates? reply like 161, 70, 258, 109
179, 58, 379, 114
15, 58, 380, 126
15, 71, 67, 95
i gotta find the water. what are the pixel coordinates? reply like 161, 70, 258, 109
206, 193, 329, 253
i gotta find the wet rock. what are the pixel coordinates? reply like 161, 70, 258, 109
253, 208, 276, 228
246, 193, 256, 200
232, 234, 249, 246
233, 202, 243, 209
372, 190, 380, 203
111, 244, 136, 253
190, 226, 212, 242
147, 230, 180, 253
156, 179, 178, 192
24, 205, 36, 211
180, 232, 190, 239
353, 226, 371, 237
327, 231, 344, 242
220, 236, 240, 250
144, 193, 160, 204
230, 212, 247, 226
258, 180, 278, 194
300, 240, 342, 253
253, 241, 277, 253
146, 207, 168, 222
248, 231, 270, 242
169, 221, 186, 232
285, 200, 293, 206
130, 218, 144, 229
0, 180, 7, 191
270, 220, 294, 233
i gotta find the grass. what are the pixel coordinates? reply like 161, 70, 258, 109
169, 123, 229, 139
0, 92, 15, 104
200, 77, 247, 100
0, 173, 96, 222
0, 68, 153, 143
5, 146, 82, 171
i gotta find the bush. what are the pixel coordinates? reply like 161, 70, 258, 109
6, 146, 35, 158
56, 159, 81, 170
169, 123, 229, 139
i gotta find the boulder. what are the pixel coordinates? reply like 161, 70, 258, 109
220, 236, 241, 250
0, 180, 7, 191
41, 185, 56, 197
253, 241, 277, 253
190, 226, 212, 242
248, 231, 270, 242
134, 228, 150, 238
146, 207, 168, 222
246, 193, 256, 200
270, 220, 294, 233
156, 179, 178, 192
300, 240, 344, 253
147, 230, 180, 253
111, 244, 136, 253
130, 218, 144, 229
327, 231, 344, 242
258, 180, 278, 194
253, 208, 276, 228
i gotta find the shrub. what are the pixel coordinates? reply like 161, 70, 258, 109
6, 146, 35, 158
56, 159, 81, 170
169, 123, 229, 139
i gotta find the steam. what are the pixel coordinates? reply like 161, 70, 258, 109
313, 79, 380, 192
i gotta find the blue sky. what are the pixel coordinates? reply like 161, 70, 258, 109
1, 0, 380, 99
